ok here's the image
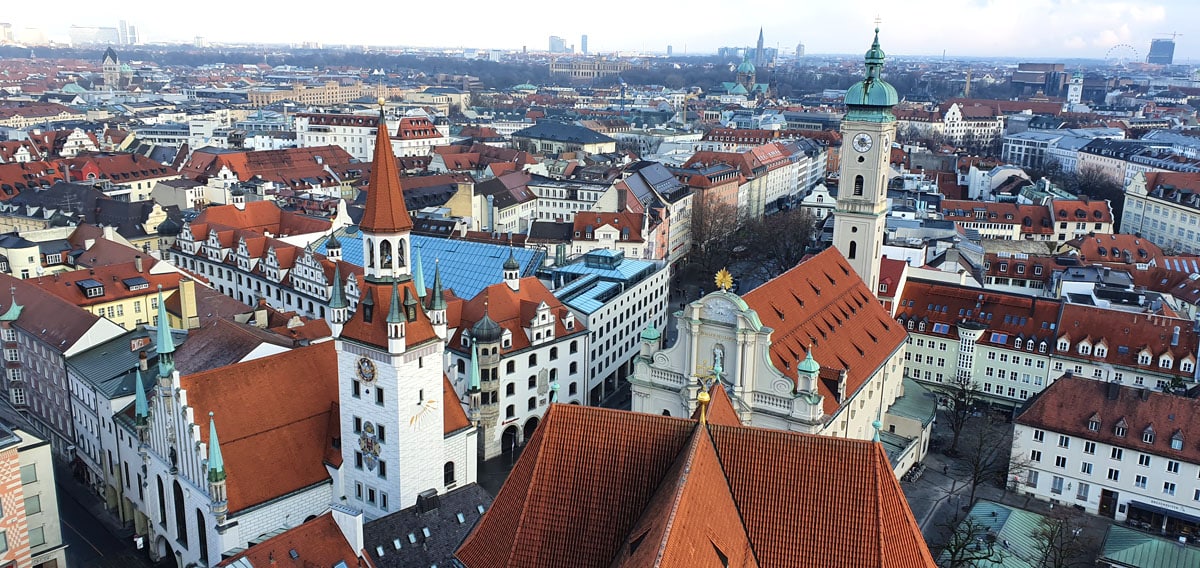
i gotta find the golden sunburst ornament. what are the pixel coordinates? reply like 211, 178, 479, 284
714, 268, 734, 292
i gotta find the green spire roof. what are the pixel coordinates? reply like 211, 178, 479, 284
412, 243, 427, 299
329, 264, 348, 310
155, 286, 175, 378
134, 367, 149, 423
429, 260, 446, 311
503, 248, 520, 271
326, 231, 342, 250
0, 293, 21, 322
798, 350, 820, 374
865, 27, 885, 65
843, 27, 898, 112
468, 339, 481, 392
386, 281, 403, 324
208, 412, 226, 483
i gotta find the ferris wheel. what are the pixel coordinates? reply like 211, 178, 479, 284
1105, 44, 1140, 67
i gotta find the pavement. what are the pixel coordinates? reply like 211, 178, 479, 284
902, 412, 1114, 563
55, 462, 158, 567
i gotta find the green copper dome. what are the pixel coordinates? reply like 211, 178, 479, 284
737, 54, 756, 74
844, 27, 898, 113
640, 324, 661, 342
797, 350, 820, 374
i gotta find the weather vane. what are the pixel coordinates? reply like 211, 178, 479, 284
714, 268, 733, 292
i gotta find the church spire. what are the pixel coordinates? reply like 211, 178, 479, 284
329, 264, 348, 310
386, 280, 403, 325
429, 260, 446, 311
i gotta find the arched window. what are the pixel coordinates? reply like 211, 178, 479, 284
174, 480, 189, 547
366, 239, 374, 267
444, 462, 456, 486
156, 476, 166, 526
379, 240, 393, 269
849, 241, 858, 259
853, 175, 864, 196
395, 240, 406, 267
196, 509, 209, 563
662, 409, 672, 416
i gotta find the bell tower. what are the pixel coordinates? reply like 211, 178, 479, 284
359, 99, 413, 284
834, 27, 896, 295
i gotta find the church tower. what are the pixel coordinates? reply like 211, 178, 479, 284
833, 28, 897, 294
335, 100, 451, 519
1066, 71, 1083, 107
101, 48, 121, 90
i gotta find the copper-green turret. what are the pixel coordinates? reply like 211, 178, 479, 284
155, 286, 175, 379
208, 412, 225, 483
134, 367, 149, 426
412, 242, 427, 299
428, 260, 446, 312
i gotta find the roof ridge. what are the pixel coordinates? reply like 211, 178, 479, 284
501, 402, 557, 567
646, 425, 704, 566
218, 407, 332, 447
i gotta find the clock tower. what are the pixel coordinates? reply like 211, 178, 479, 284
834, 27, 897, 295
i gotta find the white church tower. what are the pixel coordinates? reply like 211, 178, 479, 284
833, 27, 897, 295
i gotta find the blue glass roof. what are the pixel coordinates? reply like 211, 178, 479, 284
312, 227, 545, 300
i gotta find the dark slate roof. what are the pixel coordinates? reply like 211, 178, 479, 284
511, 121, 615, 145
66, 325, 187, 399
0, 234, 36, 249
364, 483, 493, 568
528, 221, 574, 243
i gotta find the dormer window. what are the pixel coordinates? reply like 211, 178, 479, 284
1159, 356, 1173, 369
1078, 344, 1091, 356
919, 321, 926, 332
1182, 360, 1195, 373
1171, 432, 1184, 451
1014, 338, 1023, 350
1115, 420, 1128, 437
76, 279, 105, 298
1095, 345, 1107, 357
1088, 419, 1100, 432
1039, 341, 1047, 353
1057, 339, 1070, 352
1143, 428, 1155, 444
1034, 265, 1043, 276
906, 320, 914, 330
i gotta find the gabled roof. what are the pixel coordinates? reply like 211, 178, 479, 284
0, 271, 111, 353
511, 121, 615, 145
456, 404, 935, 568
217, 512, 373, 568
181, 342, 340, 513
359, 110, 414, 234
1017, 375, 1200, 464
742, 248, 908, 415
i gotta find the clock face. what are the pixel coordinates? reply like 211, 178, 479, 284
356, 357, 376, 383
852, 133, 873, 153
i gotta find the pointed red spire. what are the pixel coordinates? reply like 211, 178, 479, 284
359, 101, 413, 234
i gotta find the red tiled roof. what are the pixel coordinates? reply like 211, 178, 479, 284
691, 383, 742, 427
571, 211, 644, 243
1056, 303, 1197, 379
940, 200, 1054, 235
27, 260, 184, 307
1017, 376, 1200, 465
742, 248, 908, 415
457, 404, 934, 568
450, 278, 585, 354
189, 201, 331, 239
339, 280, 438, 351
359, 110, 413, 234
1050, 199, 1113, 224
181, 146, 358, 190
895, 280, 1062, 348
216, 512, 373, 568
183, 342, 340, 513
443, 375, 471, 434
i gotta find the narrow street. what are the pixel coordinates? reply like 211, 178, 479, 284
56, 474, 157, 568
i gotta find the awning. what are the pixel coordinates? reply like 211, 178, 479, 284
1128, 501, 1200, 525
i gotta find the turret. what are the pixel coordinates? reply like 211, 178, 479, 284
638, 324, 662, 359
154, 286, 175, 386
412, 242, 427, 300
327, 264, 349, 338
207, 412, 228, 524
791, 348, 824, 426
503, 249, 520, 291
428, 260, 447, 339
134, 367, 150, 444
386, 281, 405, 353
467, 340, 482, 426
325, 232, 342, 262
795, 349, 820, 395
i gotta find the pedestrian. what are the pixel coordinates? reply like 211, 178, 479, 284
943, 464, 948, 476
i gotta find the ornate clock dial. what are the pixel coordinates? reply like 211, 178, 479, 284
357, 357, 376, 383
852, 133, 873, 153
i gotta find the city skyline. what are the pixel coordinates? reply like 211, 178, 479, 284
2, 0, 1198, 60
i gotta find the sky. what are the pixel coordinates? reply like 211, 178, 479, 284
4, 0, 1198, 61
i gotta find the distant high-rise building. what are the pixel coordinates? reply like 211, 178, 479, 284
127, 25, 138, 45
0, 23, 13, 43
581, 34, 588, 54
796, 42, 805, 57
119, 19, 128, 45
69, 25, 119, 45
549, 35, 567, 53
1148, 38, 1175, 65
667, 45, 673, 57
194, 36, 206, 49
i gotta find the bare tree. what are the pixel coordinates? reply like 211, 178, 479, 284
1029, 510, 1094, 568
932, 379, 983, 455
743, 208, 818, 280
937, 513, 1007, 568
686, 192, 741, 278
955, 414, 1029, 507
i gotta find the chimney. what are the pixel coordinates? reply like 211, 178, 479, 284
138, 351, 148, 371
134, 255, 143, 273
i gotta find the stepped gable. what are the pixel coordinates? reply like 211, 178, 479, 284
180, 342, 340, 513
359, 108, 413, 234
456, 404, 935, 568
742, 247, 907, 415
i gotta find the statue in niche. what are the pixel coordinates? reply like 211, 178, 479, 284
380, 240, 393, 269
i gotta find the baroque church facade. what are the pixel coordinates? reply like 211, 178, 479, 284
631, 29, 921, 460
115, 103, 476, 566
